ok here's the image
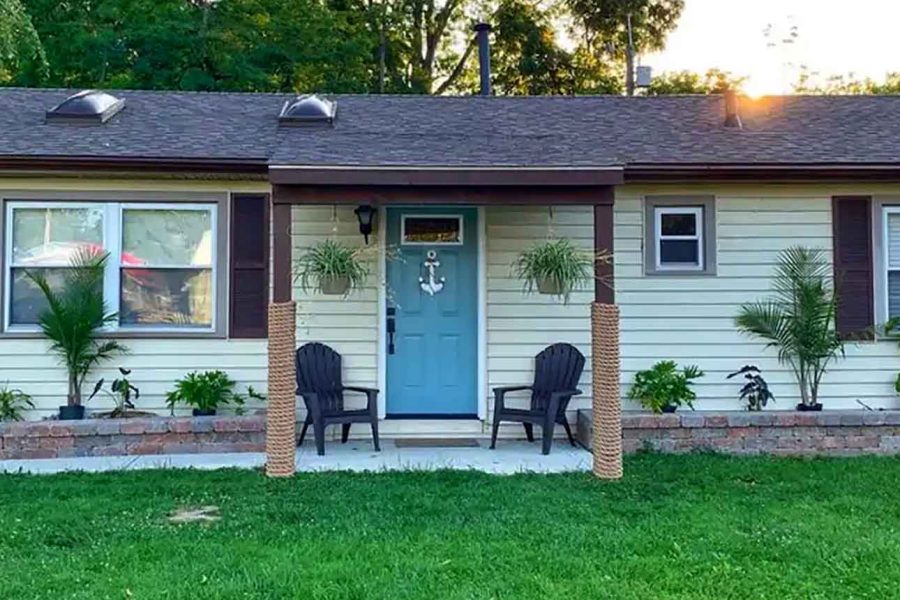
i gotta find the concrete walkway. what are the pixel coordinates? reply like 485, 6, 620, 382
0, 440, 591, 475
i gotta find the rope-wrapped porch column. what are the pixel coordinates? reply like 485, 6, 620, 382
266, 301, 297, 477
591, 303, 622, 479
592, 196, 622, 479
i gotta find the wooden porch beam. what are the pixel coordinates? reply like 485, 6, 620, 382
271, 184, 616, 206
271, 201, 293, 303
594, 192, 614, 304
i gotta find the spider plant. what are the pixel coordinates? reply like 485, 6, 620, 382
735, 246, 843, 410
26, 249, 126, 419
294, 240, 371, 296
513, 238, 611, 302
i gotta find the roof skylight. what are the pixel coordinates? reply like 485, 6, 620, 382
278, 95, 336, 126
46, 90, 126, 124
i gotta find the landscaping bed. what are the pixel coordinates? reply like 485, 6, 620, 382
1, 454, 899, 599
0, 416, 265, 459
578, 409, 900, 455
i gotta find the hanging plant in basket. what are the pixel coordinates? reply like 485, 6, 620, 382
513, 238, 611, 302
295, 239, 370, 296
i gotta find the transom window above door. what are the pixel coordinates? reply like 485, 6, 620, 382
401, 215, 463, 245
4, 201, 217, 332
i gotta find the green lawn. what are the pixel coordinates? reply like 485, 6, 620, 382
1, 455, 899, 599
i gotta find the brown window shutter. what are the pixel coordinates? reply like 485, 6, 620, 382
832, 196, 874, 339
230, 194, 269, 338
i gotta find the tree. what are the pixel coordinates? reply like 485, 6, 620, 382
566, 0, 683, 61
645, 68, 745, 95
485, 0, 620, 95
0, 0, 47, 84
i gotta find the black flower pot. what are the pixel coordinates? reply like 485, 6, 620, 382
661, 404, 677, 413
192, 408, 217, 417
796, 403, 823, 412
58, 405, 85, 420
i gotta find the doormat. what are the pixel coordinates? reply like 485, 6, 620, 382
394, 438, 481, 448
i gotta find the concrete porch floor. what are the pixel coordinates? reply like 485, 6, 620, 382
0, 440, 591, 475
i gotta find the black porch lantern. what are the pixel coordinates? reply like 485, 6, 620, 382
354, 204, 376, 244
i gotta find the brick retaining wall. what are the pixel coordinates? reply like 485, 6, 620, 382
576, 410, 900, 456
0, 416, 265, 459
6, 411, 900, 460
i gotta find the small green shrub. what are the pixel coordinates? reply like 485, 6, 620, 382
513, 238, 610, 302
628, 360, 704, 413
0, 385, 34, 421
165, 371, 262, 415
294, 240, 371, 295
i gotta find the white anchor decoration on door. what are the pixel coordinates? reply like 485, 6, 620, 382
419, 250, 445, 296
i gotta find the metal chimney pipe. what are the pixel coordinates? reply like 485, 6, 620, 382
474, 22, 492, 96
724, 89, 742, 128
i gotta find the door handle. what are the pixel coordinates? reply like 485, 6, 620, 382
387, 307, 396, 355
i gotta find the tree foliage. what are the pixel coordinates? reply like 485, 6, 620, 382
23, 0, 375, 91
16, 0, 684, 95
0, 0, 47, 84
644, 68, 744, 95
794, 70, 900, 95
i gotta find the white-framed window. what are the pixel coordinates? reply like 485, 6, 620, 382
654, 206, 704, 271
883, 206, 900, 320
401, 215, 463, 245
4, 201, 217, 332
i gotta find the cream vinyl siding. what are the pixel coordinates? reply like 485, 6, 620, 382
619, 185, 899, 410
485, 206, 594, 421
1, 339, 266, 418
0, 177, 270, 419
290, 206, 378, 410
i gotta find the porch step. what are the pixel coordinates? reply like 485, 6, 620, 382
352, 419, 485, 439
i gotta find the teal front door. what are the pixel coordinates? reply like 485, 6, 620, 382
386, 207, 478, 417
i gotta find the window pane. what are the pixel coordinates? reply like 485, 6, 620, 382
660, 239, 700, 265
888, 214, 900, 269
889, 272, 900, 319
120, 268, 213, 327
11, 207, 104, 265
122, 209, 213, 266
403, 217, 461, 243
9, 268, 70, 325
660, 212, 698, 236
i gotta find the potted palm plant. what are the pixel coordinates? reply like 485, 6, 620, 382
294, 239, 370, 296
736, 246, 844, 411
514, 238, 611, 302
27, 249, 126, 420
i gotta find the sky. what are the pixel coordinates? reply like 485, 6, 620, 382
644, 0, 900, 96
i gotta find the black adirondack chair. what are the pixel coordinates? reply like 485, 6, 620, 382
490, 343, 585, 455
295, 342, 380, 456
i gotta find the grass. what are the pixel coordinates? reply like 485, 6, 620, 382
1, 454, 899, 599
